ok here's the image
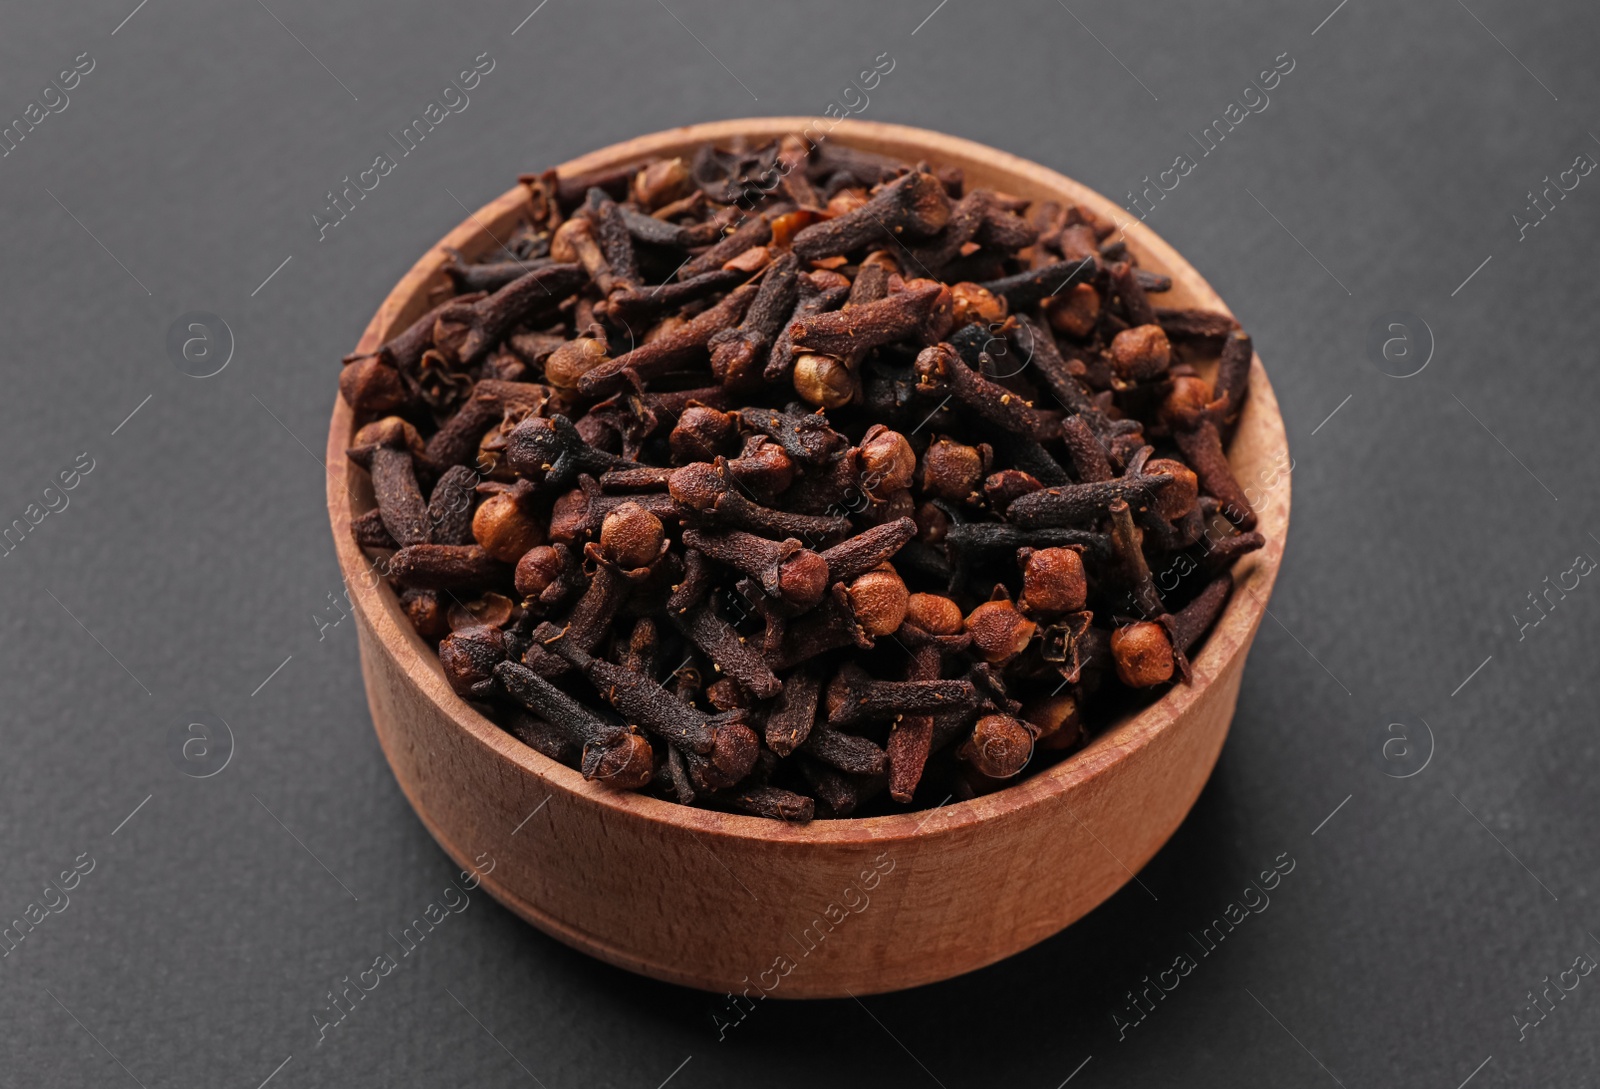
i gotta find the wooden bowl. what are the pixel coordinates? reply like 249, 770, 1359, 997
326, 119, 1290, 998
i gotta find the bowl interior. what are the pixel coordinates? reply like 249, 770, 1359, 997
327, 118, 1290, 846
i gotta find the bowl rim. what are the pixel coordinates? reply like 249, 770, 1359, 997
326, 117, 1290, 847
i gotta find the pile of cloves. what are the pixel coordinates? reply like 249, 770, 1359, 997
339, 135, 1267, 821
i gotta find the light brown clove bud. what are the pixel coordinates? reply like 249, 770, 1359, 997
964, 596, 1036, 664
1019, 547, 1088, 615
1111, 621, 1175, 687
1108, 324, 1172, 382
793, 353, 854, 408
599, 501, 665, 569
846, 563, 909, 637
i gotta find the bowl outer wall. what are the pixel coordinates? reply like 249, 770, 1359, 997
325, 118, 1291, 997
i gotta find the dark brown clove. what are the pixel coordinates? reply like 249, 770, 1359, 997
426, 465, 479, 545
801, 720, 888, 777
433, 264, 586, 364
768, 584, 873, 670
682, 528, 829, 610
790, 281, 945, 359
1006, 465, 1173, 529
716, 783, 815, 822
669, 460, 852, 544
604, 268, 744, 330
825, 662, 977, 729
548, 477, 676, 543
679, 205, 780, 279
913, 343, 1057, 441
1160, 572, 1233, 681
980, 258, 1095, 309
817, 517, 917, 585
791, 170, 951, 260
578, 283, 758, 396
352, 508, 398, 551
669, 600, 783, 699
1162, 376, 1256, 529
1108, 497, 1164, 620
707, 253, 799, 391
439, 625, 508, 699
388, 544, 508, 591
504, 414, 626, 492
1110, 261, 1158, 328
764, 270, 852, 383
423, 379, 554, 469
348, 417, 431, 547
734, 405, 849, 466
493, 661, 654, 788
764, 665, 821, 756
442, 251, 557, 294
1155, 306, 1240, 343
1210, 329, 1253, 441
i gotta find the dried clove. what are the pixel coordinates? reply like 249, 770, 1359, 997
791, 170, 950, 260
433, 264, 586, 364
494, 661, 654, 788
342, 132, 1269, 817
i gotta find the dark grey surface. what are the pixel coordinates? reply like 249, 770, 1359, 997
2, 0, 1596, 1085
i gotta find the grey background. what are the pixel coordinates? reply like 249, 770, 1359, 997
1, 0, 1595, 1085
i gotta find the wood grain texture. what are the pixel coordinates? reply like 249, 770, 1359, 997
325, 119, 1291, 998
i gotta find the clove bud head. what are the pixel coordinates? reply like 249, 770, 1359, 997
706, 677, 751, 712
905, 592, 964, 636
1108, 324, 1172, 382
473, 487, 545, 563
1045, 282, 1100, 339
548, 488, 589, 543
1146, 458, 1199, 521
543, 337, 610, 390
1111, 621, 1176, 687
667, 462, 725, 512
583, 731, 655, 789
858, 425, 915, 497
633, 157, 691, 209
709, 721, 760, 783
846, 563, 909, 637
669, 404, 738, 464
793, 353, 854, 408
959, 714, 1035, 779
918, 435, 987, 502
1019, 547, 1088, 615
727, 436, 796, 497
400, 589, 449, 640
514, 545, 564, 601
549, 217, 593, 264
965, 597, 1037, 664
352, 415, 426, 460
984, 469, 1042, 512
340, 358, 410, 416
778, 549, 830, 610
438, 626, 508, 697
1160, 376, 1215, 432
599, 501, 665, 569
